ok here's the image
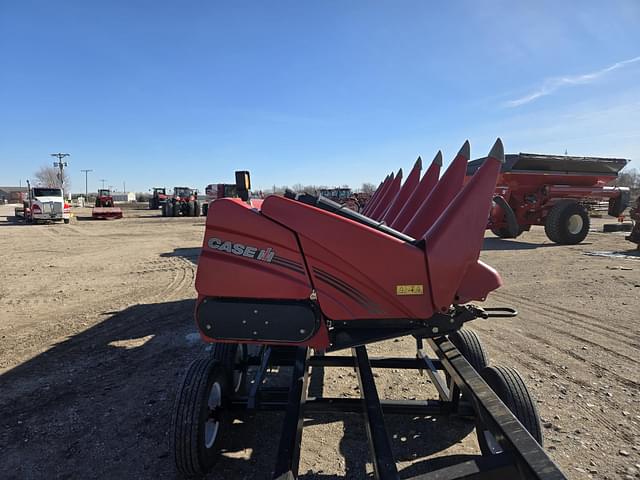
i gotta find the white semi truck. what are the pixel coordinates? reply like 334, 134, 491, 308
15, 185, 71, 224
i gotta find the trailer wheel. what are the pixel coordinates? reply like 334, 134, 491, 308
193, 201, 200, 217
202, 203, 208, 217
544, 200, 590, 244
476, 365, 543, 455
449, 328, 489, 372
172, 357, 229, 477
446, 328, 489, 401
212, 343, 248, 394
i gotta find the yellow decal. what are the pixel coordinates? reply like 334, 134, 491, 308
396, 284, 424, 296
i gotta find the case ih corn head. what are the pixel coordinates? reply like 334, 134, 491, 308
162, 187, 201, 217
92, 189, 123, 220
172, 139, 568, 480
466, 153, 629, 244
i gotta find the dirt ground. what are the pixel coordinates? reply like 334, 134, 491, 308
0, 204, 639, 480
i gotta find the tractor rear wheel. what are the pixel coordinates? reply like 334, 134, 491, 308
476, 365, 543, 455
188, 201, 195, 217
202, 203, 208, 217
172, 357, 229, 477
173, 202, 180, 217
544, 200, 590, 244
193, 201, 200, 217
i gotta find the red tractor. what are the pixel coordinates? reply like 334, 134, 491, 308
163, 187, 200, 217
466, 153, 630, 244
149, 187, 168, 209
95, 189, 114, 207
92, 189, 123, 219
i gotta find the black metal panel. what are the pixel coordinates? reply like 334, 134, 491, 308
197, 298, 319, 342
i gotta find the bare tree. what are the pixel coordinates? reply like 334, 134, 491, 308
616, 168, 639, 196
360, 182, 377, 194
34, 165, 71, 191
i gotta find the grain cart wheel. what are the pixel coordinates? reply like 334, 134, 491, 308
188, 201, 195, 217
476, 365, 543, 456
202, 203, 208, 217
212, 343, 248, 394
172, 357, 229, 477
193, 201, 200, 217
544, 200, 590, 244
446, 328, 489, 400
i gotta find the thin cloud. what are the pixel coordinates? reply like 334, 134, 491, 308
506, 55, 640, 107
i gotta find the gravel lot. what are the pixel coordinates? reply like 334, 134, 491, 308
0, 204, 638, 479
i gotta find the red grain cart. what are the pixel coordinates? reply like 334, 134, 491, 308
466, 153, 630, 244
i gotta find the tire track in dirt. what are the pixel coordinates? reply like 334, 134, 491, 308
494, 290, 640, 361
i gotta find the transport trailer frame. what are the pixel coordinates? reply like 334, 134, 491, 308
217, 335, 567, 480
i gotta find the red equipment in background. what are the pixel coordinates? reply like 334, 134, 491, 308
466, 153, 629, 244
148, 187, 168, 209
92, 189, 123, 220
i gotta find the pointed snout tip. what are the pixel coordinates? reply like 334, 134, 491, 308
458, 140, 471, 160
434, 150, 443, 166
489, 138, 505, 163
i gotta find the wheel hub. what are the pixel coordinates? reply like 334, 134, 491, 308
204, 382, 222, 448
567, 214, 583, 235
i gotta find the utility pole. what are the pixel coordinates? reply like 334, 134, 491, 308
100, 179, 106, 189
81, 169, 93, 199
51, 153, 70, 188
123, 181, 126, 193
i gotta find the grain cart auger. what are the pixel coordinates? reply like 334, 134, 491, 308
172, 139, 568, 480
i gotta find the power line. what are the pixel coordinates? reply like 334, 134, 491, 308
81, 169, 93, 199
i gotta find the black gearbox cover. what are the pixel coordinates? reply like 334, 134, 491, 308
197, 297, 319, 343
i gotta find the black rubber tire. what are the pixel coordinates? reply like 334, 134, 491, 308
448, 328, 489, 372
212, 343, 248, 395
173, 202, 180, 217
63, 219, 70, 224
161, 202, 167, 217
477, 365, 543, 455
188, 201, 195, 217
544, 200, 590, 244
603, 223, 621, 233
202, 203, 208, 217
193, 201, 200, 217
490, 225, 526, 239
172, 357, 229, 478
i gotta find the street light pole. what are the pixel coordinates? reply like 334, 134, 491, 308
51, 153, 70, 188
81, 169, 93, 199
100, 179, 106, 189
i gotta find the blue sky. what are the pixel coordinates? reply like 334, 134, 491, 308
1, 1, 639, 193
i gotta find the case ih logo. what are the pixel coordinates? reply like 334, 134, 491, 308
207, 237, 275, 263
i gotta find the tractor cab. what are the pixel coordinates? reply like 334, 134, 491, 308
174, 187, 196, 200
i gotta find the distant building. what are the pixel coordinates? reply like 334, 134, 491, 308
0, 186, 28, 203
112, 192, 136, 203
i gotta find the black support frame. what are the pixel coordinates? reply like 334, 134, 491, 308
227, 337, 567, 480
